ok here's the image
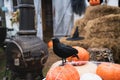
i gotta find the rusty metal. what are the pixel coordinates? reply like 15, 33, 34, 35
4, 0, 49, 80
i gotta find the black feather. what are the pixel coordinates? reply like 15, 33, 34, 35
52, 37, 79, 65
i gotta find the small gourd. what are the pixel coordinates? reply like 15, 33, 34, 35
47, 40, 53, 48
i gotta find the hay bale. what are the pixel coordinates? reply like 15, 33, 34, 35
84, 5, 120, 20
61, 37, 120, 63
73, 18, 88, 36
73, 5, 120, 36
85, 14, 120, 39
60, 37, 89, 49
61, 5, 120, 64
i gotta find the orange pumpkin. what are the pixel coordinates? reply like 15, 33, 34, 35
67, 46, 90, 62
89, 0, 100, 6
47, 40, 53, 48
46, 64, 80, 80
96, 62, 120, 80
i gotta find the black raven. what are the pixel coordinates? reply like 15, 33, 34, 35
52, 37, 79, 65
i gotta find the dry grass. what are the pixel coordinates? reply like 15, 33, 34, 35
85, 14, 120, 39
61, 5, 120, 64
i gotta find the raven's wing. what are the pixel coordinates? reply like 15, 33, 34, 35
60, 43, 78, 54
62, 44, 79, 59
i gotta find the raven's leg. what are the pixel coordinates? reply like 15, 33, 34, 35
61, 58, 66, 66
64, 58, 66, 63
61, 58, 64, 66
